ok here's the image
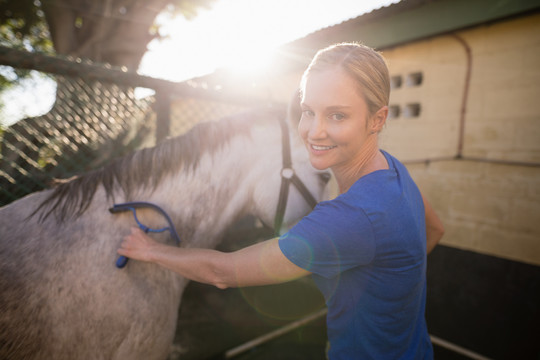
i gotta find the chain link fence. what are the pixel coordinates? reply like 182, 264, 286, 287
0, 47, 258, 207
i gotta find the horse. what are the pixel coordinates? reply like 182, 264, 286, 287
0, 106, 330, 360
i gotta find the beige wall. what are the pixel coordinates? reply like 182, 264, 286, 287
464, 14, 540, 163
408, 160, 540, 266
381, 35, 466, 160
380, 13, 540, 266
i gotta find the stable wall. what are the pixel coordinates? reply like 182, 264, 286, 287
378, 13, 540, 357
380, 13, 540, 266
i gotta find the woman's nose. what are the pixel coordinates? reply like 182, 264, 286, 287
308, 117, 326, 139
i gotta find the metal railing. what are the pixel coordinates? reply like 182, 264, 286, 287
0, 46, 268, 206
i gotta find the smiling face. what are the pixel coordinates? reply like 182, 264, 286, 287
297, 43, 391, 191
299, 67, 381, 177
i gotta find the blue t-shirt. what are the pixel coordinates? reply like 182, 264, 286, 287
279, 151, 433, 359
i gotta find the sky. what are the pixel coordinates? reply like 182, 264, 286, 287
139, 0, 400, 81
1, 0, 398, 125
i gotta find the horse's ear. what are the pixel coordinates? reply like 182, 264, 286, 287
286, 88, 302, 130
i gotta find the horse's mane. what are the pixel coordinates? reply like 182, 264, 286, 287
33, 107, 284, 222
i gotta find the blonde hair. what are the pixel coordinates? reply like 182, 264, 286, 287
300, 43, 390, 117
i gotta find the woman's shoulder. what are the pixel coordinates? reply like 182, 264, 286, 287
380, 150, 411, 176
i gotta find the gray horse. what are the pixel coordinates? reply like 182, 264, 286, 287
0, 108, 329, 359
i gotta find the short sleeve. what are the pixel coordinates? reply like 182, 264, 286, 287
279, 198, 376, 279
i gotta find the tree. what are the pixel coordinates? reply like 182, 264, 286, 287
1, 0, 214, 69
0, 0, 215, 205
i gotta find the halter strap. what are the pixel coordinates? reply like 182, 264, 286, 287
110, 201, 181, 268
273, 117, 318, 236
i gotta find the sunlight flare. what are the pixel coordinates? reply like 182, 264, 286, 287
139, 0, 401, 81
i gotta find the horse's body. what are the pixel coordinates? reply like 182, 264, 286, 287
0, 108, 328, 359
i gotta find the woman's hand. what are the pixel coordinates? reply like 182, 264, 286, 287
422, 194, 444, 254
117, 227, 160, 263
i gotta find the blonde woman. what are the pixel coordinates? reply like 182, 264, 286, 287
119, 43, 444, 359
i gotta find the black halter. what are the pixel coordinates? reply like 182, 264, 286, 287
273, 116, 318, 236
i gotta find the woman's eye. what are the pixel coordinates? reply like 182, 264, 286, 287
330, 113, 345, 121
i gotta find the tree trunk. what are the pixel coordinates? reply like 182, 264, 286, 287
41, 0, 171, 70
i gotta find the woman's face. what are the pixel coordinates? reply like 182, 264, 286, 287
299, 67, 374, 173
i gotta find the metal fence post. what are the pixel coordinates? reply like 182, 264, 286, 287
154, 88, 171, 142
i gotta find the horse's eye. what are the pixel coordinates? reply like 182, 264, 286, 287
318, 172, 332, 185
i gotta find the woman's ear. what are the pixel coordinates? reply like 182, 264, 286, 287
370, 106, 388, 133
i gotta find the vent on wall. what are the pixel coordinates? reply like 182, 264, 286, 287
388, 105, 401, 119
390, 75, 403, 89
406, 72, 423, 87
404, 103, 421, 118
388, 71, 423, 119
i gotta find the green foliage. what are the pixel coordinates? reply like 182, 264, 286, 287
0, 0, 53, 53
0, 0, 53, 88
167, 0, 216, 20
0, 0, 216, 117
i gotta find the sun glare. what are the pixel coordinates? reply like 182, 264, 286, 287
141, 0, 288, 81
139, 0, 400, 82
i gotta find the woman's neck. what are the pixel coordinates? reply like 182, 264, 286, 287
334, 133, 388, 193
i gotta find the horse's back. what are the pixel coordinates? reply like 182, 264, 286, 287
0, 192, 56, 359
0, 192, 183, 359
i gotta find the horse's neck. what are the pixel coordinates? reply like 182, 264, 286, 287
140, 123, 280, 249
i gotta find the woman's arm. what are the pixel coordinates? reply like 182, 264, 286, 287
117, 227, 311, 289
422, 194, 445, 254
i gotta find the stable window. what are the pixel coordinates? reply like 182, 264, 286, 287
388, 105, 400, 119
406, 72, 423, 87
404, 103, 421, 118
390, 75, 402, 89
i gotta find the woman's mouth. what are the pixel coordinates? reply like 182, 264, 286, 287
311, 144, 336, 151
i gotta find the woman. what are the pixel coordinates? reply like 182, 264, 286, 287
118, 43, 444, 359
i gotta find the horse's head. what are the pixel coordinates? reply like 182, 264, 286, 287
248, 105, 331, 234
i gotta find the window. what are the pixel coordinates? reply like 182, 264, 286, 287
406, 72, 423, 87
390, 75, 402, 89
388, 105, 400, 119
388, 72, 423, 119
404, 103, 421, 118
